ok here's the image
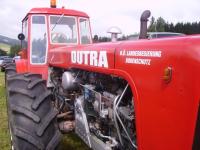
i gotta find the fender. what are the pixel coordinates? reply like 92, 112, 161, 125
15, 59, 28, 73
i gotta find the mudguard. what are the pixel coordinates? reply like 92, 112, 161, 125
15, 59, 28, 73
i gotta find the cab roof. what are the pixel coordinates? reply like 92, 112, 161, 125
23, 7, 89, 21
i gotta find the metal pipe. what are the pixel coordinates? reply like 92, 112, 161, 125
73, 71, 80, 82
139, 10, 151, 39
115, 109, 137, 148
113, 84, 129, 146
114, 84, 137, 149
113, 95, 123, 145
116, 84, 129, 108
57, 111, 72, 119
98, 131, 118, 147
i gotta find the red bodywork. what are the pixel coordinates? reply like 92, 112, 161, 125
16, 7, 200, 150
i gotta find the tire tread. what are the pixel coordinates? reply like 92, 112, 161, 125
9, 87, 35, 98
46, 130, 62, 150
14, 127, 44, 150
32, 91, 51, 110
10, 104, 40, 123
36, 109, 58, 136
6, 73, 62, 150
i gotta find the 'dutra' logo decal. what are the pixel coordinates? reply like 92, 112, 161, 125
71, 51, 108, 68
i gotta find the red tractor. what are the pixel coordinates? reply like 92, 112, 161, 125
5, 1, 200, 150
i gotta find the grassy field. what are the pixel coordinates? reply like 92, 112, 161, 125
0, 72, 90, 150
0, 73, 11, 150
0, 43, 10, 52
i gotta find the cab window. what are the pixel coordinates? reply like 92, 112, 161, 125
79, 18, 91, 44
31, 15, 47, 64
22, 18, 28, 49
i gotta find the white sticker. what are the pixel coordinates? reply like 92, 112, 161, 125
125, 58, 151, 65
120, 50, 162, 65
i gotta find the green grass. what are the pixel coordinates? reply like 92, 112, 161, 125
0, 43, 10, 52
0, 72, 90, 150
0, 72, 11, 150
59, 133, 90, 150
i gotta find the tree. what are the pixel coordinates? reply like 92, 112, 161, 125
0, 49, 7, 56
148, 17, 166, 32
98, 36, 111, 42
9, 45, 21, 57
93, 35, 99, 43
148, 17, 156, 32
156, 17, 166, 32
164, 21, 200, 34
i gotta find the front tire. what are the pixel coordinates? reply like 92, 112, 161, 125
6, 73, 62, 150
5, 63, 16, 76
1, 66, 5, 72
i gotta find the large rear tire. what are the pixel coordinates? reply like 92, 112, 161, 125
6, 73, 62, 150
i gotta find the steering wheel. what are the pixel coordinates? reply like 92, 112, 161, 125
51, 32, 67, 43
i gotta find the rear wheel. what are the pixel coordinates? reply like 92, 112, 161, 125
6, 73, 62, 150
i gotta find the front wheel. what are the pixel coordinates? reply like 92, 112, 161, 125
6, 73, 62, 150
5, 63, 16, 76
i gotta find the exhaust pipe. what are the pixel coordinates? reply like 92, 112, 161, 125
139, 10, 151, 39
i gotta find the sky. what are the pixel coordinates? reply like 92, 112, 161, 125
0, 0, 200, 39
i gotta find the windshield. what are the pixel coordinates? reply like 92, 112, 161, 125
50, 15, 78, 44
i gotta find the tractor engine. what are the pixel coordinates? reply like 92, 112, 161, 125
51, 69, 137, 150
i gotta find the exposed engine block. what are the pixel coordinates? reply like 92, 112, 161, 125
59, 70, 137, 150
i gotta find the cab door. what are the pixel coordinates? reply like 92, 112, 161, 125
29, 15, 49, 79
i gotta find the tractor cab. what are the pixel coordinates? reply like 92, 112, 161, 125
17, 6, 92, 78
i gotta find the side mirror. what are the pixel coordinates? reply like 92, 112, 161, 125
18, 33, 25, 41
